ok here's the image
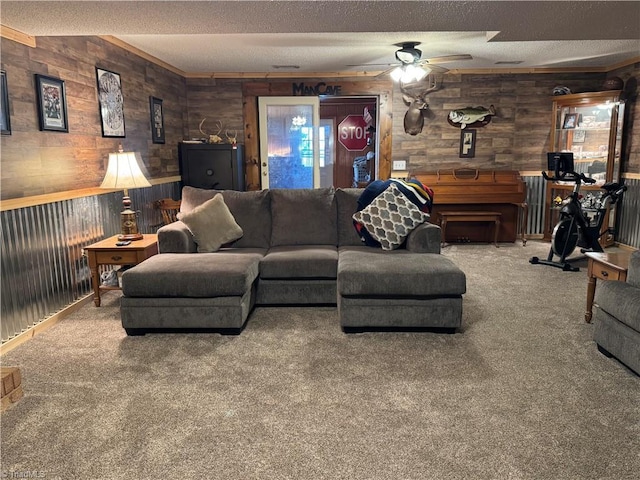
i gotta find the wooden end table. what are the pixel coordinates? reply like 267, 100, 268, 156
584, 251, 631, 323
84, 234, 158, 306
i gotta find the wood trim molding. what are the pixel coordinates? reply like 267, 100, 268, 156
185, 71, 384, 79
0, 25, 36, 47
0, 294, 93, 355
622, 172, 640, 180
99, 36, 186, 77
0, 176, 181, 212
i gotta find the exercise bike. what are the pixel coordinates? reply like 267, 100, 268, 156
529, 167, 627, 272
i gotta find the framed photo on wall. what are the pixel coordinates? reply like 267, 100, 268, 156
459, 129, 476, 158
35, 74, 68, 132
149, 96, 165, 144
96, 67, 125, 137
562, 113, 578, 129
1, 70, 11, 135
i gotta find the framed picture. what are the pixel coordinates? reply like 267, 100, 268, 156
1, 70, 10, 135
573, 129, 586, 143
459, 129, 476, 158
562, 113, 577, 129
96, 67, 125, 137
35, 74, 68, 132
149, 96, 165, 144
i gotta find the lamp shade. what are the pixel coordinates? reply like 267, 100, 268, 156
100, 150, 151, 190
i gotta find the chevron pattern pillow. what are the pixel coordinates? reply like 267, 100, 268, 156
352, 183, 430, 250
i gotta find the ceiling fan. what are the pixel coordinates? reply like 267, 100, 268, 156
350, 42, 473, 81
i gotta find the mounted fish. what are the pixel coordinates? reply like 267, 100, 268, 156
448, 105, 496, 129
400, 75, 440, 135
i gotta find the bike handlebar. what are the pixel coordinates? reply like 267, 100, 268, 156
541, 170, 596, 184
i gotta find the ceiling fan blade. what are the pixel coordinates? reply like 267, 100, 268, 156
346, 63, 394, 67
423, 54, 473, 65
425, 64, 449, 74
375, 65, 397, 78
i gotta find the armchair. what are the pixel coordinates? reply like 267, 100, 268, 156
593, 249, 640, 374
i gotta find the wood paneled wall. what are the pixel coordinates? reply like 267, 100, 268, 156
610, 62, 640, 175
0, 36, 187, 200
391, 72, 611, 172
1, 33, 638, 202
185, 78, 245, 144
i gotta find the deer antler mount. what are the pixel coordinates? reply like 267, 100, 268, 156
400, 75, 441, 136
199, 118, 224, 144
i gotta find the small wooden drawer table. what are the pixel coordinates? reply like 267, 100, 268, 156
584, 251, 631, 323
84, 234, 158, 306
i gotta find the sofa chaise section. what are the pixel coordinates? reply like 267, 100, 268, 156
337, 247, 466, 331
121, 251, 262, 335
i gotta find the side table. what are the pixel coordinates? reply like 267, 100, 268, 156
584, 251, 631, 323
84, 234, 158, 306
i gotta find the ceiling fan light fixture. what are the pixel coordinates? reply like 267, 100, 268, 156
390, 66, 405, 82
392, 64, 429, 83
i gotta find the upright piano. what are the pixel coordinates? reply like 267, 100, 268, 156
413, 169, 527, 244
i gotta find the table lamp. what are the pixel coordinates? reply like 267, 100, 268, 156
100, 145, 151, 241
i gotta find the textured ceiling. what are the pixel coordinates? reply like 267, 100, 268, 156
2, 1, 639, 75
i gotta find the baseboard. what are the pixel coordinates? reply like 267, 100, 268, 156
0, 294, 94, 356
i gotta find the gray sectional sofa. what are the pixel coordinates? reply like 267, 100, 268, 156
120, 186, 467, 335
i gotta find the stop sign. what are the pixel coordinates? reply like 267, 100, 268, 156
338, 115, 369, 151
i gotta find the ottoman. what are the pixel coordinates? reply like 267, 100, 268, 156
120, 252, 262, 335
337, 247, 467, 332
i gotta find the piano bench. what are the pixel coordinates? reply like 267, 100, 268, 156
438, 211, 502, 247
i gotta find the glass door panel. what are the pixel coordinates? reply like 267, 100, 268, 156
319, 119, 335, 188
258, 96, 320, 189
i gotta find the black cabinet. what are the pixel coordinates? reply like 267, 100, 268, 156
178, 143, 245, 191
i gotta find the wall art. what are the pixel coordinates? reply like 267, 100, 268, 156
149, 96, 165, 144
459, 129, 476, 158
35, 74, 68, 132
1, 70, 10, 135
96, 67, 125, 137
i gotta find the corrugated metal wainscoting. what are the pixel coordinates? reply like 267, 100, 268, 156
616, 177, 640, 248
1, 183, 180, 344
522, 174, 547, 237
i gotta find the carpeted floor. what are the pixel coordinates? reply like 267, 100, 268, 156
1, 241, 638, 480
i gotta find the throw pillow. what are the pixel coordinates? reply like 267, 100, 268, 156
352, 183, 429, 250
177, 194, 243, 252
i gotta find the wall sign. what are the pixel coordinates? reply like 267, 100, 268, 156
292, 82, 342, 96
338, 115, 369, 151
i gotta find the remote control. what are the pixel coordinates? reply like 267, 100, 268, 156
116, 241, 131, 246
